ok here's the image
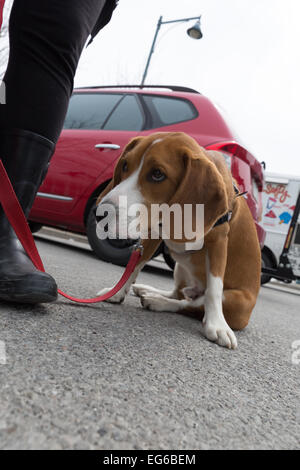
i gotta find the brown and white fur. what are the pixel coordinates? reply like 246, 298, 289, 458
96, 132, 261, 349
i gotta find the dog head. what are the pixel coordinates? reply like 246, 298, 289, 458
96, 132, 229, 243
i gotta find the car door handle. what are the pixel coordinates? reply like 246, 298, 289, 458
95, 144, 120, 150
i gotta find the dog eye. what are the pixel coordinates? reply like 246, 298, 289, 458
150, 168, 166, 182
122, 161, 128, 172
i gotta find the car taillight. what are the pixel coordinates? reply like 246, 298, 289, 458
206, 141, 264, 190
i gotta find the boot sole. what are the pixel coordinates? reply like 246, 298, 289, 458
0, 274, 57, 304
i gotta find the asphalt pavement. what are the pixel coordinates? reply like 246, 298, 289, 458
0, 238, 299, 450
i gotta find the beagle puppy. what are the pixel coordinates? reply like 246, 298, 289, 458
96, 132, 261, 349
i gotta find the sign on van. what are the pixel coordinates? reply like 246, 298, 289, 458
262, 181, 297, 233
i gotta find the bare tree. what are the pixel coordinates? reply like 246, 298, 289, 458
0, 0, 13, 79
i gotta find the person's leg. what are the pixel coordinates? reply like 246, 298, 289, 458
1, 0, 108, 141
0, 0, 112, 303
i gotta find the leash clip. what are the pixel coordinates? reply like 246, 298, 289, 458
133, 239, 144, 255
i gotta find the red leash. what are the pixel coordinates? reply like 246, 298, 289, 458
0, 160, 142, 303
0, 0, 5, 30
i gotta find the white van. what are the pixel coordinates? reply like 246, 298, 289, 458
261, 172, 300, 282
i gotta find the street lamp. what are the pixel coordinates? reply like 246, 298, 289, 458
141, 15, 202, 86
187, 19, 203, 40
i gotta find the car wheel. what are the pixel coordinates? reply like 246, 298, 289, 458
261, 250, 273, 285
29, 221, 43, 233
86, 204, 136, 266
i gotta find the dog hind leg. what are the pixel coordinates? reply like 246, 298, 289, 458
222, 289, 257, 330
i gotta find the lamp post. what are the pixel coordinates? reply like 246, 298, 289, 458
141, 15, 202, 86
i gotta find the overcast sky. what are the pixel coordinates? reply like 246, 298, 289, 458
73, 0, 300, 176
2, 0, 300, 176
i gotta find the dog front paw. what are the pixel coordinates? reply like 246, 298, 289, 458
140, 294, 179, 313
201, 318, 237, 350
140, 294, 166, 311
96, 287, 125, 304
132, 284, 152, 297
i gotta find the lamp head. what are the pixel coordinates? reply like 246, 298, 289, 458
187, 19, 202, 40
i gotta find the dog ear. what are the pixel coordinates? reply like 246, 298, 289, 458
122, 136, 144, 153
113, 136, 145, 186
169, 147, 228, 236
97, 137, 145, 205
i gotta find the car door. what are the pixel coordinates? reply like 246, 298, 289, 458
31, 92, 145, 226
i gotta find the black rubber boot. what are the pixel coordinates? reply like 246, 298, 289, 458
0, 129, 58, 303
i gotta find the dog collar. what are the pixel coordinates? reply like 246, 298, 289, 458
183, 183, 248, 253
233, 183, 248, 198
213, 184, 247, 228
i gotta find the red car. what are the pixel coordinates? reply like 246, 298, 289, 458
29, 85, 265, 266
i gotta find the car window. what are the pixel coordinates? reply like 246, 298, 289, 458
142, 95, 197, 127
103, 95, 144, 131
63, 93, 123, 129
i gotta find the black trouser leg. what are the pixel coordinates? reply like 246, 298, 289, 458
0, 0, 106, 142
0, 0, 111, 303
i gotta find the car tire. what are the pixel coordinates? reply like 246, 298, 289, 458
29, 221, 43, 233
261, 250, 273, 285
86, 204, 136, 266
